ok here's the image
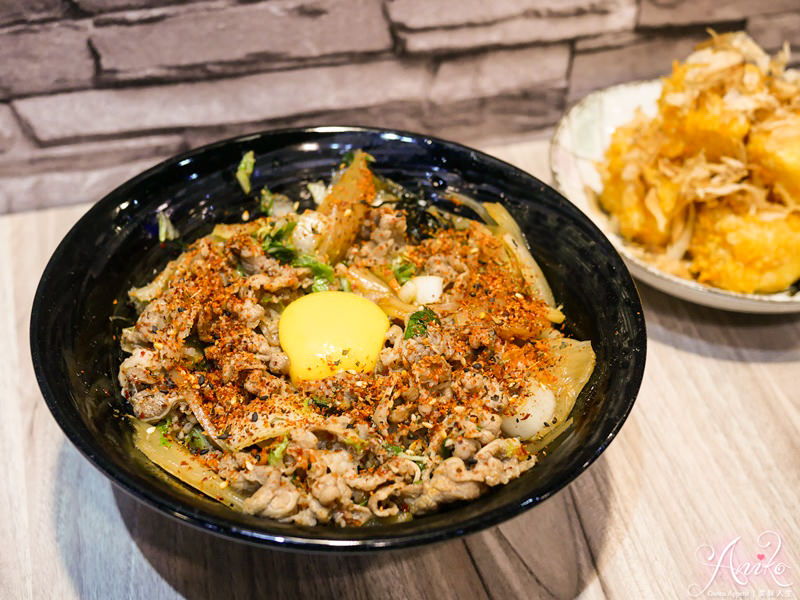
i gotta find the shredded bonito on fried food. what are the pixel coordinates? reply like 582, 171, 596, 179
598, 31, 800, 294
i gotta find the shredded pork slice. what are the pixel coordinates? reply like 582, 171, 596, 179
128, 388, 180, 422
119, 348, 164, 390
401, 459, 486, 514
243, 467, 301, 518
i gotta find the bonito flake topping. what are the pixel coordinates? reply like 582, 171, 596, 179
598, 31, 800, 294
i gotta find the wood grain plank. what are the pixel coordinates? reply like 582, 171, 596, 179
568, 284, 800, 597
0, 216, 34, 599
112, 484, 490, 600
464, 486, 608, 599
483, 139, 553, 184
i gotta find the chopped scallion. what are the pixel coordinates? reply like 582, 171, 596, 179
292, 254, 335, 292
236, 150, 255, 195
404, 306, 440, 340
391, 255, 416, 284
384, 444, 404, 455
260, 186, 274, 215
268, 436, 290, 467
157, 211, 179, 243
187, 426, 212, 455
155, 416, 171, 448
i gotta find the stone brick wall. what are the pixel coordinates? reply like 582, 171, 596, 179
1, 0, 798, 213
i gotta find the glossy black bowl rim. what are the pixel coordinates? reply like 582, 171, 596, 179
31, 125, 646, 552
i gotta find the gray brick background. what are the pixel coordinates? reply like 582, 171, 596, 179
0, 0, 798, 213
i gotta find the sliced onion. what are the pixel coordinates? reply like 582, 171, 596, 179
347, 267, 391, 294
376, 295, 416, 321
131, 418, 247, 511
448, 191, 494, 224
501, 233, 556, 307
644, 187, 668, 232
347, 267, 417, 320
544, 338, 596, 422
483, 202, 556, 307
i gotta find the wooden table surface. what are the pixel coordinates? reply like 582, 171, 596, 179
2, 138, 798, 599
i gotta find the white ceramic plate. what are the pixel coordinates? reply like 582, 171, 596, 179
550, 79, 800, 314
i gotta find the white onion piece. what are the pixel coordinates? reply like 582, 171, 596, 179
306, 181, 328, 205
501, 380, 556, 441
398, 280, 417, 304
399, 276, 443, 305
271, 196, 295, 217
291, 212, 327, 254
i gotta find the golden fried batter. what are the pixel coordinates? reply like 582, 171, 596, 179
598, 32, 800, 294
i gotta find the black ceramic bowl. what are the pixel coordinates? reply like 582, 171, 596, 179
31, 126, 645, 552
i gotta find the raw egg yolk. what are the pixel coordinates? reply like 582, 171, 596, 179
278, 291, 390, 384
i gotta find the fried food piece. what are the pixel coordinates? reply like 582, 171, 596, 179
689, 203, 800, 293
747, 112, 800, 205
597, 31, 800, 293
600, 115, 675, 248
